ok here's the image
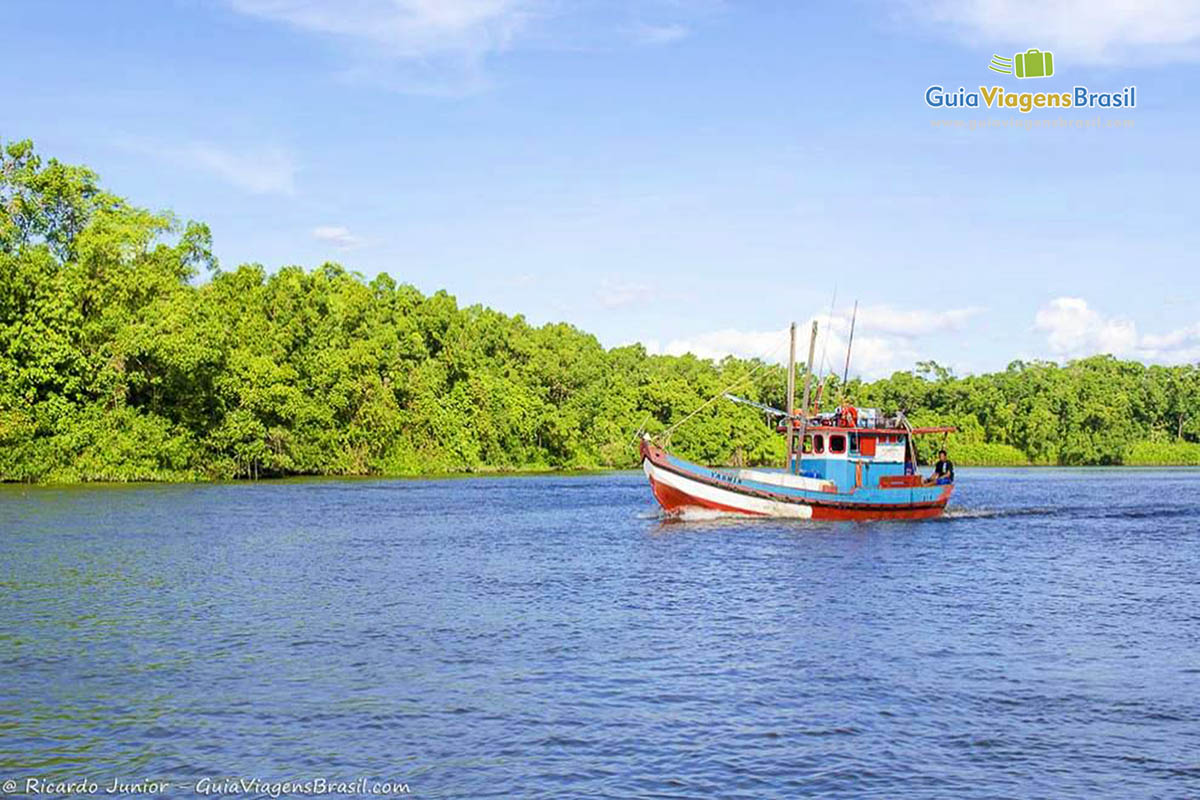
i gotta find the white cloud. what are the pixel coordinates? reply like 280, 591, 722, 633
854, 304, 983, 337
654, 327, 793, 362
228, 0, 536, 92
639, 304, 983, 378
627, 22, 690, 45
1142, 323, 1200, 353
1035, 297, 1136, 356
227, 1, 720, 91
230, 0, 533, 57
1034, 297, 1200, 362
125, 139, 297, 195
312, 225, 362, 248
905, 0, 1200, 63
184, 143, 297, 195
649, 328, 913, 379
596, 279, 655, 309
506, 272, 536, 286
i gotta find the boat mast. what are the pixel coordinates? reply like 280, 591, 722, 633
785, 322, 797, 468
795, 321, 818, 471
840, 300, 858, 401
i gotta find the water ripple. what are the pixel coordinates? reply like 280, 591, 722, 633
1, 468, 1198, 798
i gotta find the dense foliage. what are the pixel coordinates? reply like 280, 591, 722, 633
2, 140, 1198, 481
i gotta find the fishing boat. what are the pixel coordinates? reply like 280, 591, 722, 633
640, 319, 956, 520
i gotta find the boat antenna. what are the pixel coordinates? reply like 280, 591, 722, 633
784, 321, 797, 467
816, 285, 838, 379
840, 300, 858, 402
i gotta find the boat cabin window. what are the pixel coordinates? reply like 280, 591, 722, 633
848, 433, 858, 454
812, 434, 824, 454
830, 434, 846, 454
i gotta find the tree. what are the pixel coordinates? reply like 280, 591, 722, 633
4, 137, 1200, 481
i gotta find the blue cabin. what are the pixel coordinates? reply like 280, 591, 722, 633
788, 407, 950, 493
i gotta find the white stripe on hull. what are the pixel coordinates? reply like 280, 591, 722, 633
735, 467, 834, 492
644, 459, 814, 519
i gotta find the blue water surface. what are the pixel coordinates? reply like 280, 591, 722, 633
1, 468, 1198, 799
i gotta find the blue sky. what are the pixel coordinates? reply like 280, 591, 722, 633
4, 0, 1200, 377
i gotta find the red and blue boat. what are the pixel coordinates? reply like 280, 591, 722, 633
640, 320, 956, 520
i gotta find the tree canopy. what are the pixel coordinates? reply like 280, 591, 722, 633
1, 140, 1198, 482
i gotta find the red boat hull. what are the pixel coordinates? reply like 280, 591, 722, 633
642, 438, 951, 521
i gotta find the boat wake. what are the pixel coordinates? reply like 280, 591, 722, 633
944, 505, 1200, 521
940, 507, 1059, 520
643, 502, 1200, 526
644, 506, 1065, 524
639, 506, 756, 523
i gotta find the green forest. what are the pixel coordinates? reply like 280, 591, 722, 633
2, 139, 1199, 482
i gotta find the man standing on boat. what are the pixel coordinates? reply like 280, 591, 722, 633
929, 449, 954, 484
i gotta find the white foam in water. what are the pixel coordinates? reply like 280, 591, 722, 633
637, 505, 724, 521
942, 507, 1060, 520
670, 507, 754, 522
941, 508, 1003, 519
638, 506, 756, 523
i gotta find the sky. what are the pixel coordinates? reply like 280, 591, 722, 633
4, 0, 1200, 378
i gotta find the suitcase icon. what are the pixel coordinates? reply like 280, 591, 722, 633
1014, 48, 1054, 78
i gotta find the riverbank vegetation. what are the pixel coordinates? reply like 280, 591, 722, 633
2, 140, 1199, 481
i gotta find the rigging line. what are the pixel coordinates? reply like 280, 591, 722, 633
816, 285, 838, 379
652, 331, 790, 443
839, 299, 858, 401
631, 411, 653, 441
656, 364, 772, 442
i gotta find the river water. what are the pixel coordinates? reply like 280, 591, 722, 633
1, 468, 1197, 799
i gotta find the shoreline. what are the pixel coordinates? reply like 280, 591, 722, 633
5, 461, 1200, 488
